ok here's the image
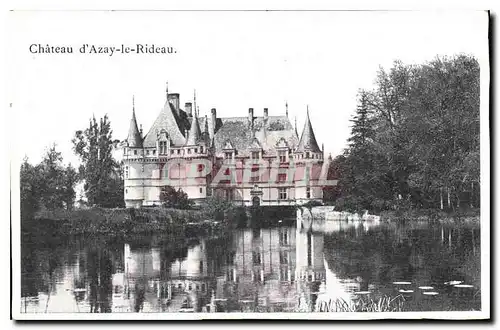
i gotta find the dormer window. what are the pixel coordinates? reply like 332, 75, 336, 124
200, 146, 204, 153
305, 152, 310, 159
134, 150, 138, 156
159, 141, 168, 155
225, 152, 233, 159
278, 150, 287, 163
251, 151, 260, 160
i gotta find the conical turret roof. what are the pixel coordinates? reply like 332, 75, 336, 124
185, 113, 202, 145
127, 101, 142, 147
296, 109, 321, 153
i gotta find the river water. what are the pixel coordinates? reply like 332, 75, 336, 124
20, 220, 481, 313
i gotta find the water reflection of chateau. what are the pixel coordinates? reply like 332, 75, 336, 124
111, 227, 331, 313
21, 224, 481, 313
21, 226, 364, 313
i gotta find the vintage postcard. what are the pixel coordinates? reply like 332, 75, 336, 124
8, 9, 490, 320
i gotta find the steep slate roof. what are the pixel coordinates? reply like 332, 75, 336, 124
185, 114, 202, 146
296, 110, 321, 153
213, 116, 298, 156
127, 108, 143, 147
143, 101, 190, 147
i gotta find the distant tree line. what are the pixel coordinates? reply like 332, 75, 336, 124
324, 55, 480, 212
21, 115, 124, 220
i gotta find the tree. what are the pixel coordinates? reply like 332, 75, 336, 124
37, 144, 66, 209
333, 55, 480, 212
20, 157, 41, 220
72, 115, 123, 207
160, 185, 192, 209
62, 164, 79, 210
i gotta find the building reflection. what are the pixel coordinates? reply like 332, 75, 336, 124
20, 223, 482, 313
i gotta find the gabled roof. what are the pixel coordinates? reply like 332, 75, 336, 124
127, 108, 142, 148
185, 114, 202, 146
296, 110, 321, 153
223, 140, 235, 150
143, 101, 189, 147
275, 137, 289, 149
249, 137, 262, 149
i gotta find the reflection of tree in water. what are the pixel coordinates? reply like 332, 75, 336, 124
323, 225, 425, 290
323, 224, 480, 304
21, 239, 70, 298
86, 247, 113, 313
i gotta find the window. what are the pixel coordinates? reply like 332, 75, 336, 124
194, 148, 198, 153
253, 251, 262, 265
306, 187, 311, 199
125, 166, 129, 178
146, 150, 150, 155
197, 164, 204, 172
305, 152, 310, 159
187, 149, 192, 154
225, 152, 232, 159
152, 150, 156, 155
159, 141, 167, 155
251, 151, 260, 160
278, 188, 288, 200
251, 166, 260, 182
280, 251, 289, 264
134, 150, 138, 155
279, 229, 289, 245
171, 149, 174, 155
199, 261, 203, 272
280, 268, 289, 281
199, 187, 203, 194
227, 270, 235, 281
278, 173, 287, 183
200, 146, 204, 153
226, 251, 235, 265
278, 150, 287, 163
225, 189, 233, 201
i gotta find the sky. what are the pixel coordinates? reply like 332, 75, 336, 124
7, 10, 489, 166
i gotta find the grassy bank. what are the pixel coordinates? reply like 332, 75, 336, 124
26, 207, 223, 236
316, 294, 480, 312
379, 208, 480, 225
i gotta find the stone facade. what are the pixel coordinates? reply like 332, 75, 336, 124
122, 87, 328, 208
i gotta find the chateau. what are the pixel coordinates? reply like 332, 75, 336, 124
123, 86, 328, 208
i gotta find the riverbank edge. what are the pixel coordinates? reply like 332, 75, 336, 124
379, 209, 480, 225
25, 207, 231, 236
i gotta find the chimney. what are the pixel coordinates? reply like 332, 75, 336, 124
185, 102, 193, 117
211, 108, 217, 137
263, 108, 268, 121
167, 93, 180, 114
